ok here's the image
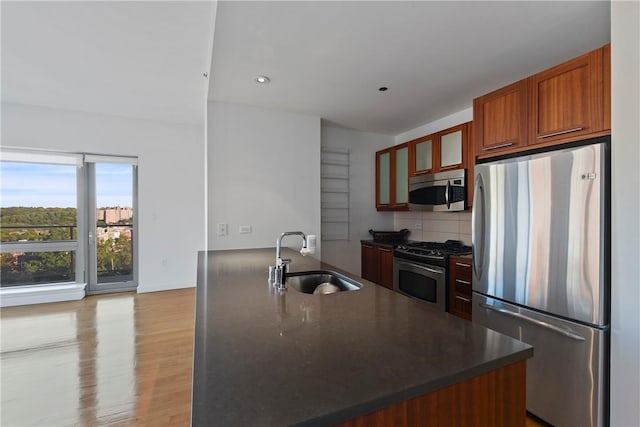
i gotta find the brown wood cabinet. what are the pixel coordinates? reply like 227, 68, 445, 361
448, 255, 472, 320
361, 241, 394, 289
409, 122, 472, 176
474, 44, 610, 159
408, 134, 436, 175
406, 121, 474, 210
376, 143, 409, 211
336, 360, 527, 427
529, 46, 605, 145
474, 79, 528, 156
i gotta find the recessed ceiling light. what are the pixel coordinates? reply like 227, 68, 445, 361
379, 87, 388, 92
255, 75, 271, 84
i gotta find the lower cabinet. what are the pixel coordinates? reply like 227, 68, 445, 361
335, 360, 527, 427
361, 242, 394, 289
448, 256, 472, 320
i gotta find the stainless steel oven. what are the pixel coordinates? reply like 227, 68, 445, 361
393, 258, 446, 311
393, 241, 472, 311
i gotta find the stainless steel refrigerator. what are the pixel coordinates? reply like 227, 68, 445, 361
472, 137, 609, 427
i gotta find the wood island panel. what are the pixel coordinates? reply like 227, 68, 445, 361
335, 360, 527, 427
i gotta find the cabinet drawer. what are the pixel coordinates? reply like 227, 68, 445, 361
454, 278, 472, 296
451, 294, 472, 320
452, 260, 472, 280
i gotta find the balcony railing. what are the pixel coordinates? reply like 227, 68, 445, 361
1, 224, 133, 287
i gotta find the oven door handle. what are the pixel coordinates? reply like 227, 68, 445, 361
395, 260, 443, 276
445, 179, 450, 209
423, 266, 443, 275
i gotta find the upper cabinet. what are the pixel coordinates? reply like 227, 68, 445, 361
395, 145, 409, 206
474, 44, 610, 159
376, 143, 409, 211
529, 47, 604, 145
438, 123, 467, 170
377, 150, 391, 205
474, 79, 528, 155
409, 122, 471, 176
376, 122, 473, 211
440, 130, 463, 168
411, 135, 434, 175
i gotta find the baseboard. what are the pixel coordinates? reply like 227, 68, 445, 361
136, 282, 195, 293
0, 283, 86, 307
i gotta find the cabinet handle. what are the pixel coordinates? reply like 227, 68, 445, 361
455, 279, 471, 285
379, 248, 392, 253
455, 262, 471, 268
483, 142, 513, 151
538, 127, 583, 139
455, 295, 471, 302
363, 244, 373, 249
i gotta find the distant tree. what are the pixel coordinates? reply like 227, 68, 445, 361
1, 207, 133, 286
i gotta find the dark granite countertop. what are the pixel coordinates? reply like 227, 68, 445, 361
192, 248, 532, 426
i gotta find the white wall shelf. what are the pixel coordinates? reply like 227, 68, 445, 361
321, 147, 350, 241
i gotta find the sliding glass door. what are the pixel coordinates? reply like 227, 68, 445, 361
86, 158, 138, 294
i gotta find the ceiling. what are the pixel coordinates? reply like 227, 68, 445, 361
1, 2, 610, 134
208, 1, 610, 135
1, 1, 214, 125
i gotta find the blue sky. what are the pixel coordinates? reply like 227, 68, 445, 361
1, 162, 132, 208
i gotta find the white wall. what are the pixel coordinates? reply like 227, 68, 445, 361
395, 107, 473, 145
610, 1, 640, 425
1, 103, 206, 293
320, 126, 395, 275
207, 102, 321, 254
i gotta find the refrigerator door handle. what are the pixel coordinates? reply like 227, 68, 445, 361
478, 302, 586, 341
472, 173, 485, 280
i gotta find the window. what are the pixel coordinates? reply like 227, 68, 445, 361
1, 149, 138, 293
1, 153, 82, 287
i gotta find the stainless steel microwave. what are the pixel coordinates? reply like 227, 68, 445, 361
409, 169, 466, 211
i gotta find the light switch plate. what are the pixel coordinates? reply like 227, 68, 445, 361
218, 223, 228, 236
239, 225, 252, 234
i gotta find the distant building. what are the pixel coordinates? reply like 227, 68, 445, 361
96, 226, 132, 242
96, 207, 133, 224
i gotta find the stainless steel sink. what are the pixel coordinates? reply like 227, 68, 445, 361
285, 270, 362, 294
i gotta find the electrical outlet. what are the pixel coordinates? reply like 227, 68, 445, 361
239, 225, 252, 234
217, 223, 228, 236
414, 223, 423, 230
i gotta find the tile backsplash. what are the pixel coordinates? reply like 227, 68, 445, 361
394, 211, 472, 245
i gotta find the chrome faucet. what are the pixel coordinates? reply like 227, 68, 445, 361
269, 231, 316, 290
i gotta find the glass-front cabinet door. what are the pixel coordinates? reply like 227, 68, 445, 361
376, 144, 409, 211
394, 146, 409, 206
413, 136, 434, 175
438, 124, 466, 170
377, 151, 391, 207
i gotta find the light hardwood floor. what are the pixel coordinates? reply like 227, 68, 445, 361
1, 289, 547, 426
1, 289, 195, 426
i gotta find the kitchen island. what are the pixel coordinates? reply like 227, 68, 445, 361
193, 249, 533, 426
